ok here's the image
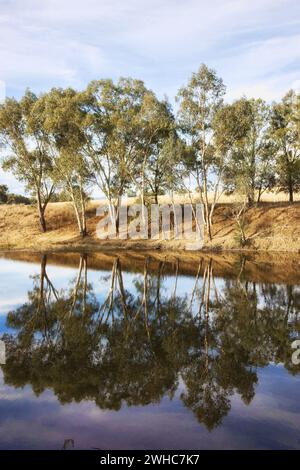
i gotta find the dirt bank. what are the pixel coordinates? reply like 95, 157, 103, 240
0, 200, 299, 253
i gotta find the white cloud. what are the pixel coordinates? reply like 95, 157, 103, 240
0, 0, 299, 192
220, 33, 300, 101
0, 0, 299, 97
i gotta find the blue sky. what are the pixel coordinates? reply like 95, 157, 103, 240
0, 0, 300, 193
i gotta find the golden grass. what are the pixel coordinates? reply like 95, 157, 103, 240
0, 196, 300, 253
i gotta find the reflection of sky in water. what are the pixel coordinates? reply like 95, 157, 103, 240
0, 254, 299, 449
0, 259, 203, 331
0, 366, 299, 450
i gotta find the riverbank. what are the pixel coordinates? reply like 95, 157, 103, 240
0, 200, 300, 253
1, 249, 300, 285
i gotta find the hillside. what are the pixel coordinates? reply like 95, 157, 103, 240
0, 199, 300, 253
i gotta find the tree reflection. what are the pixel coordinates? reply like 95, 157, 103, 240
1, 254, 300, 430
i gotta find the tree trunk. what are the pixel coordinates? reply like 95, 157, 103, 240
141, 158, 148, 228
286, 154, 294, 204
289, 183, 294, 204
114, 196, 121, 236
37, 192, 47, 233
79, 180, 87, 237
203, 177, 212, 241
39, 209, 47, 233
107, 198, 116, 230
115, 208, 120, 235
247, 193, 255, 206
257, 187, 262, 204
72, 199, 84, 237
38, 254, 47, 311
80, 203, 87, 237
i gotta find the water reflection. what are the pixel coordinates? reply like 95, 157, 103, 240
1, 253, 299, 438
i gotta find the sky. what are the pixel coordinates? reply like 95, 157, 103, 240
0, 0, 300, 193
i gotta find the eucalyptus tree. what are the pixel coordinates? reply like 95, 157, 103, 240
82, 78, 182, 234
134, 93, 178, 208
270, 90, 300, 203
0, 90, 55, 232
39, 87, 91, 237
81, 78, 148, 231
199, 103, 248, 232
219, 98, 274, 205
213, 99, 272, 244
146, 134, 186, 204
176, 64, 226, 240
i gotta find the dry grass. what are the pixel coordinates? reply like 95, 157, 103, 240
206, 191, 300, 204
153, 191, 300, 204
0, 196, 300, 253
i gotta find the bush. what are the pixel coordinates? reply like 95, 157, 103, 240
0, 185, 9, 203
7, 193, 32, 205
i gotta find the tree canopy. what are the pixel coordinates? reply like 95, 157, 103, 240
0, 65, 299, 239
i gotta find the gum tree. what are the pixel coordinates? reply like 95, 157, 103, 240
218, 98, 274, 205
146, 133, 186, 204
81, 78, 148, 232
176, 64, 226, 240
0, 91, 55, 232
134, 93, 177, 208
39, 88, 90, 237
270, 90, 300, 203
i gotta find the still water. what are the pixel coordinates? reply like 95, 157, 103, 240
0, 251, 299, 450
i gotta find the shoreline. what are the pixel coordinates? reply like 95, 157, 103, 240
2, 247, 300, 285
1, 244, 300, 255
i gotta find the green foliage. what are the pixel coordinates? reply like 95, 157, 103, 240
0, 184, 8, 203
233, 216, 249, 247
176, 64, 226, 239
0, 184, 32, 204
218, 98, 275, 204
6, 193, 32, 205
0, 66, 299, 239
269, 90, 300, 202
0, 90, 55, 230
38, 87, 91, 236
